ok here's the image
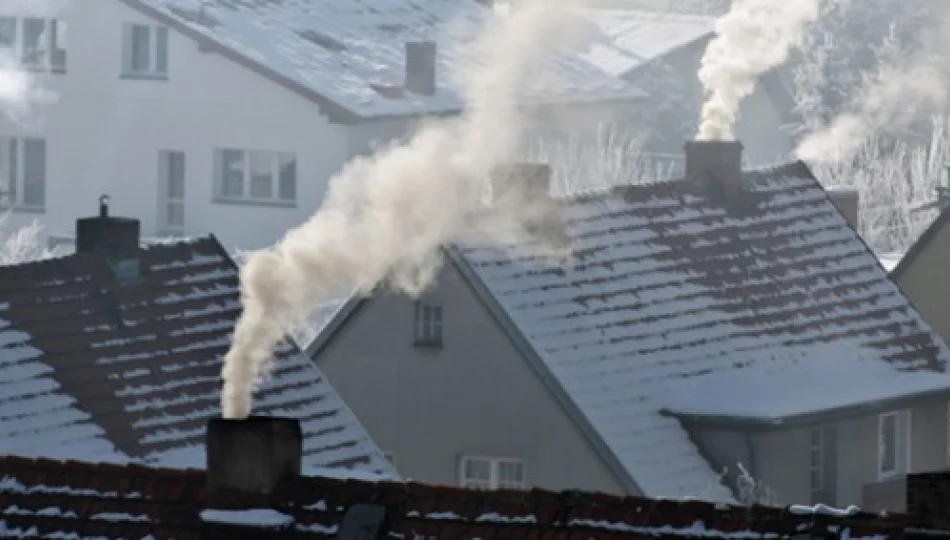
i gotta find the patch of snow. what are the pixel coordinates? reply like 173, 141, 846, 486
666, 342, 950, 421
788, 504, 862, 517
200, 508, 294, 528
877, 252, 905, 272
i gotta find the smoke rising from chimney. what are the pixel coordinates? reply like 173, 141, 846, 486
696, 0, 820, 141
221, 0, 584, 419
796, 18, 950, 164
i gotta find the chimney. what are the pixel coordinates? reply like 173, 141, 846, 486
75, 195, 142, 282
827, 187, 859, 230
206, 416, 302, 496
490, 162, 551, 201
490, 163, 570, 249
684, 140, 746, 211
405, 41, 437, 96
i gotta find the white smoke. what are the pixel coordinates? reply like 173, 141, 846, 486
796, 19, 950, 164
0, 0, 63, 124
697, 0, 821, 141
221, 0, 588, 419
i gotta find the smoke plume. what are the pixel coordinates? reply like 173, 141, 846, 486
0, 0, 62, 124
221, 0, 585, 419
796, 20, 950, 164
697, 0, 820, 141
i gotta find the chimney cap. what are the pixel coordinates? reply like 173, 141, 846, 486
99, 194, 111, 218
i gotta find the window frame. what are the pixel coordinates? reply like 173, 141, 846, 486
0, 16, 67, 73
458, 456, 525, 491
878, 410, 911, 480
413, 300, 443, 347
212, 148, 297, 206
121, 22, 169, 79
157, 149, 186, 234
0, 135, 46, 211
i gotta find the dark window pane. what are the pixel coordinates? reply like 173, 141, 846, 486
249, 151, 273, 199
278, 153, 296, 201
218, 149, 244, 198
22, 138, 45, 207
22, 18, 46, 65
50, 20, 66, 70
0, 18, 16, 49
130, 24, 150, 72
880, 415, 897, 473
156, 27, 168, 73
1, 137, 16, 204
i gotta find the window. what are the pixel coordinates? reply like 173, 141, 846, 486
0, 136, 46, 210
122, 23, 168, 78
879, 410, 911, 479
0, 17, 67, 72
158, 150, 185, 233
809, 428, 823, 493
459, 457, 524, 490
213, 148, 297, 204
414, 301, 443, 346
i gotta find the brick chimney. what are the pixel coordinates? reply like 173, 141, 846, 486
206, 417, 303, 496
827, 187, 859, 230
684, 140, 747, 212
76, 195, 141, 282
405, 41, 437, 96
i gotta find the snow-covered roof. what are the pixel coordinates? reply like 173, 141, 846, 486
666, 343, 950, 423
0, 454, 901, 538
0, 236, 392, 475
122, 0, 645, 121
575, 9, 715, 78
877, 251, 905, 273
447, 160, 950, 501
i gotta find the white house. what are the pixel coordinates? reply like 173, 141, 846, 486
0, 0, 644, 252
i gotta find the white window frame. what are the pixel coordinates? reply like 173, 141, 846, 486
0, 16, 67, 72
0, 135, 46, 210
878, 410, 911, 480
121, 22, 168, 77
213, 148, 297, 204
809, 427, 823, 493
458, 456, 525, 490
414, 301, 443, 346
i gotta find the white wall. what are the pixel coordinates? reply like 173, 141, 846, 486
0, 0, 352, 251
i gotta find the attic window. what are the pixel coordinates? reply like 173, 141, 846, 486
298, 30, 346, 52
167, 6, 219, 28
413, 301, 442, 347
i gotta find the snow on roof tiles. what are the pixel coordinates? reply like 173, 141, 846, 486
576, 9, 715, 77
0, 454, 905, 538
124, 0, 645, 120
0, 237, 391, 475
455, 161, 950, 501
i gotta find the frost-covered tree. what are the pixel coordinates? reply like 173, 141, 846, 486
0, 213, 54, 265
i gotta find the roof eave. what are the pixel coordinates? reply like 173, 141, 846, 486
663, 384, 950, 432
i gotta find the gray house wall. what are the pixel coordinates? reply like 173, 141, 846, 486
690, 399, 949, 509
315, 261, 627, 494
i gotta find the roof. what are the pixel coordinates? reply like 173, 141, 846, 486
0, 454, 906, 539
890, 205, 950, 280
310, 160, 950, 502
576, 9, 715, 78
0, 235, 392, 475
120, 0, 646, 122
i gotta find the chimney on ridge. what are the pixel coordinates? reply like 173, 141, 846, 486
491, 162, 552, 201
76, 195, 142, 282
405, 41, 437, 96
684, 140, 747, 212
206, 416, 303, 496
827, 187, 860, 230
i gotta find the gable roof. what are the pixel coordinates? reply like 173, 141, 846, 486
0, 454, 906, 539
120, 0, 646, 123
576, 9, 715, 78
310, 160, 950, 502
0, 235, 392, 475
889, 205, 950, 280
